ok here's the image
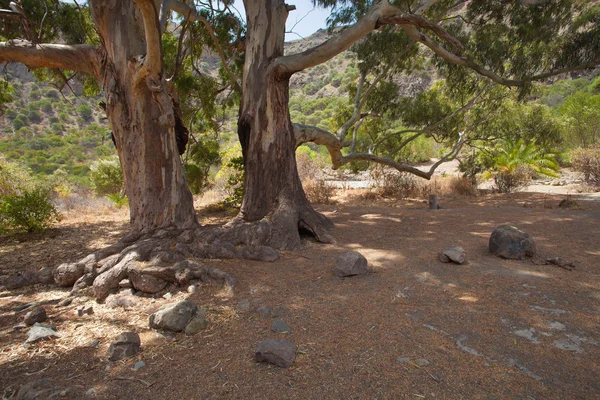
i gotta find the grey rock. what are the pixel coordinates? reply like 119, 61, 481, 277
107, 332, 141, 361
38, 267, 55, 284
271, 319, 291, 334
439, 246, 466, 264
132, 361, 146, 371
16, 379, 51, 400
24, 307, 47, 326
4, 270, 39, 290
129, 269, 168, 294
187, 284, 199, 294
54, 263, 85, 287
255, 306, 272, 318
26, 323, 60, 343
184, 316, 209, 335
106, 294, 137, 308
236, 299, 251, 312
396, 356, 411, 364
118, 279, 132, 288
13, 323, 28, 331
415, 358, 430, 366
272, 307, 288, 318
489, 225, 536, 259
255, 339, 297, 368
149, 300, 197, 332
56, 297, 73, 307
89, 339, 100, 347
14, 302, 39, 312
86, 388, 97, 397
334, 251, 368, 277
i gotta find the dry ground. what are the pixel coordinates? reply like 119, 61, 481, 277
0, 190, 599, 399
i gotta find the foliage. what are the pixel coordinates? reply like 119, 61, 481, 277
483, 139, 559, 193
106, 193, 129, 209
220, 156, 244, 207
183, 138, 220, 194
89, 157, 123, 196
0, 188, 60, 232
571, 145, 600, 185
558, 91, 600, 148
304, 179, 335, 204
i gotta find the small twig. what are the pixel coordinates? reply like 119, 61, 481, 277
409, 361, 440, 382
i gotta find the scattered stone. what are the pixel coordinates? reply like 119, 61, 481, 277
118, 279, 132, 289
438, 246, 466, 264
4, 270, 40, 290
106, 294, 137, 308
163, 292, 173, 300
255, 339, 297, 368
89, 339, 100, 347
545, 257, 576, 271
271, 319, 291, 334
86, 388, 97, 397
132, 361, 146, 371
24, 307, 47, 326
334, 251, 368, 277
149, 300, 197, 332
272, 307, 288, 318
25, 323, 60, 343
75, 306, 95, 317
236, 299, 251, 312
489, 225, 536, 259
129, 269, 168, 294
184, 316, 209, 335
415, 358, 430, 366
187, 284, 199, 294
38, 267, 55, 284
16, 379, 51, 400
396, 356, 411, 364
107, 332, 141, 361
255, 306, 272, 318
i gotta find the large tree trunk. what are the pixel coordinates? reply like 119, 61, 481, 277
90, 0, 196, 235
234, 0, 334, 250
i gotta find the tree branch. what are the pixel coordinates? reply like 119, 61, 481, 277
133, 0, 163, 81
0, 40, 100, 77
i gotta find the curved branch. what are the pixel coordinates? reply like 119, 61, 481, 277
167, 0, 240, 92
0, 40, 101, 77
133, 0, 163, 79
294, 123, 344, 167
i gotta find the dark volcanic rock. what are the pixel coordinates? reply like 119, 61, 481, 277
255, 339, 297, 368
24, 307, 47, 326
107, 332, 141, 361
334, 251, 368, 277
489, 225, 536, 260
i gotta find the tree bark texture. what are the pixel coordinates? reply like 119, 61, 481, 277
90, 0, 196, 235
235, 0, 333, 250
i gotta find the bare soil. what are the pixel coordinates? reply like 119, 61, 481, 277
1, 190, 599, 399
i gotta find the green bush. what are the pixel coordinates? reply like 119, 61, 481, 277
220, 156, 244, 207
90, 157, 123, 195
0, 188, 60, 232
77, 104, 93, 121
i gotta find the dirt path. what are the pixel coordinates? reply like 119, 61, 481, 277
0, 192, 599, 399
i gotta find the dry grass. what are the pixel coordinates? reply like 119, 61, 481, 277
304, 178, 336, 204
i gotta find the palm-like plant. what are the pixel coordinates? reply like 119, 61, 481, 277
488, 139, 559, 192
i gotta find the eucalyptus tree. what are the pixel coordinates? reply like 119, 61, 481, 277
0, 0, 598, 298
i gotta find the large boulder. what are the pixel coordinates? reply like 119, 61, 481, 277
334, 251, 368, 277
107, 332, 141, 361
489, 225, 536, 260
149, 300, 198, 332
255, 339, 297, 368
129, 269, 168, 294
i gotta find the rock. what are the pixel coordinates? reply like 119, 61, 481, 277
16, 379, 51, 400
72, 273, 96, 293
129, 269, 168, 294
272, 307, 288, 318
107, 332, 141, 361
119, 279, 132, 288
106, 294, 137, 308
416, 358, 430, 366
255, 306, 272, 318
14, 302, 39, 312
38, 267, 54, 284
255, 339, 297, 368
132, 361, 146, 371
396, 356, 411, 364
56, 297, 73, 307
187, 284, 199, 294
489, 225, 536, 259
184, 316, 209, 335
13, 323, 28, 331
53, 263, 85, 287
25, 323, 60, 343
438, 246, 466, 264
271, 319, 291, 334
86, 388, 97, 397
558, 197, 579, 209
75, 306, 94, 317
4, 270, 39, 290
236, 299, 251, 312
149, 300, 197, 332
89, 339, 100, 347
334, 251, 368, 277
24, 307, 47, 326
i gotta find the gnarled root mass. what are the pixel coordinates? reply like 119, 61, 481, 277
53, 206, 334, 302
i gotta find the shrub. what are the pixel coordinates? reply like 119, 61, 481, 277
220, 156, 245, 207
304, 178, 335, 204
494, 165, 533, 193
77, 104, 93, 121
0, 188, 60, 232
371, 167, 424, 198
448, 176, 478, 196
90, 157, 123, 196
106, 193, 128, 209
571, 145, 600, 185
